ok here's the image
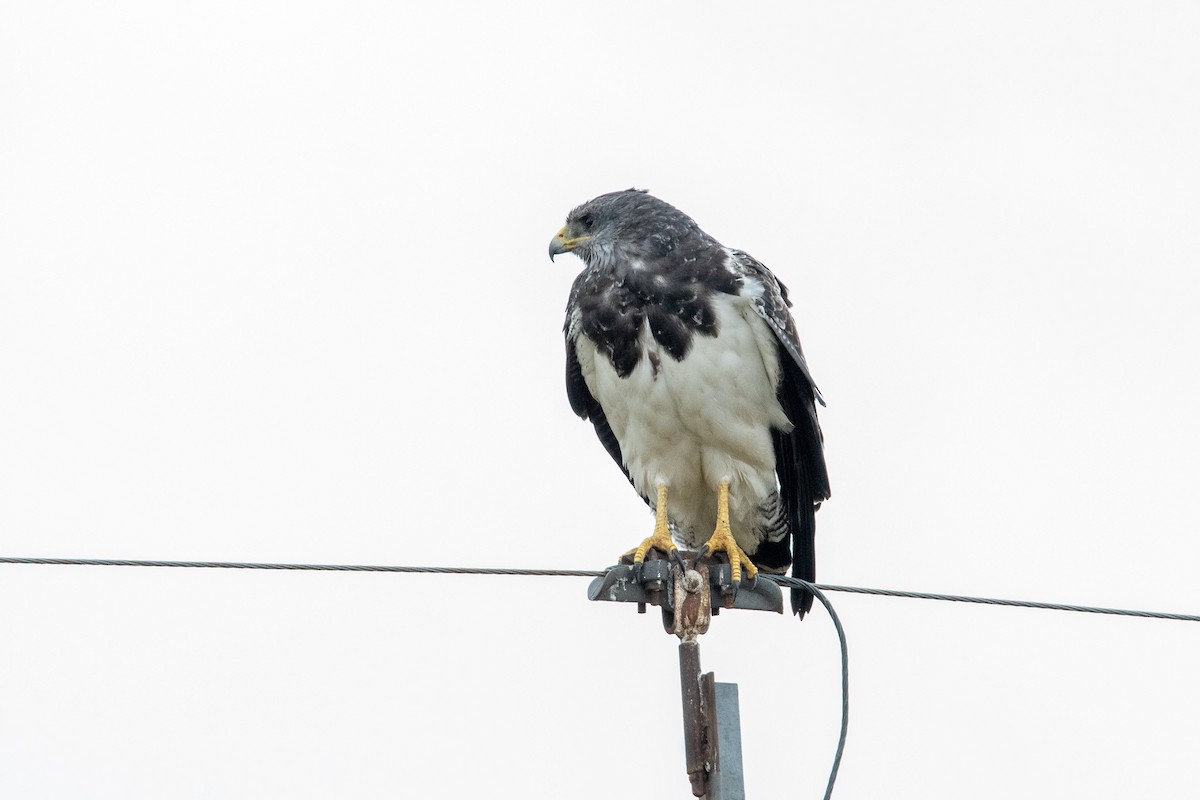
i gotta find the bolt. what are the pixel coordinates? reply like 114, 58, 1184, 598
682, 569, 703, 594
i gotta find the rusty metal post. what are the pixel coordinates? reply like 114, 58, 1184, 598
673, 562, 712, 797
587, 554, 759, 799
679, 639, 707, 796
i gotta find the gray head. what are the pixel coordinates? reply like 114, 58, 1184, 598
548, 189, 703, 267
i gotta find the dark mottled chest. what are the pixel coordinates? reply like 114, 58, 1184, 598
574, 255, 742, 379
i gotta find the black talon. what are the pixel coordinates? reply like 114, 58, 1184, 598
671, 549, 687, 573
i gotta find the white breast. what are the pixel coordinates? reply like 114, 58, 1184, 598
575, 291, 791, 550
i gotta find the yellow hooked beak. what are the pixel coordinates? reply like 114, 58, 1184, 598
548, 225, 591, 261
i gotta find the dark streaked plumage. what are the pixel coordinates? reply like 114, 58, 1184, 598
552, 189, 830, 616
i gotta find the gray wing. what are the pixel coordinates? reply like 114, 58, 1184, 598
731, 249, 831, 616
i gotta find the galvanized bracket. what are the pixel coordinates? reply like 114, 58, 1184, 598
707, 680, 745, 800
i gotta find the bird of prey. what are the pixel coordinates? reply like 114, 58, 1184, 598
550, 190, 830, 617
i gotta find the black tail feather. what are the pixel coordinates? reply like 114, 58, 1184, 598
773, 352, 830, 619
790, 500, 817, 617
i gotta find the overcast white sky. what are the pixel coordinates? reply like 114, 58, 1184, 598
3, 2, 1199, 798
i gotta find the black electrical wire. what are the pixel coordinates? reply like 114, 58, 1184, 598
2, 557, 1196, 622
767, 575, 849, 800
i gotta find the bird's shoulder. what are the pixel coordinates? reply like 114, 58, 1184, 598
726, 249, 825, 405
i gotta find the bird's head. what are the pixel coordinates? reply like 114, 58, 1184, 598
549, 189, 696, 267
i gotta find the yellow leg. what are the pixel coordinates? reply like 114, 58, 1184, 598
700, 481, 758, 584
626, 484, 677, 563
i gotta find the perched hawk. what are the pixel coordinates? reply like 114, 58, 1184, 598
550, 190, 830, 617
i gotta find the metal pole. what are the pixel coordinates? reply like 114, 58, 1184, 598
674, 561, 712, 797
679, 640, 707, 797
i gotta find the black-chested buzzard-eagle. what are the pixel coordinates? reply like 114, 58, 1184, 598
550, 189, 830, 617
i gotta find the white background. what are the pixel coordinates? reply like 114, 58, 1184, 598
2, 2, 1198, 797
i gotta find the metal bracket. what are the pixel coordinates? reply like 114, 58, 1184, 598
586, 552, 784, 623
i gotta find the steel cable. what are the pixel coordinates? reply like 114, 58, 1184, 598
2, 556, 1195, 622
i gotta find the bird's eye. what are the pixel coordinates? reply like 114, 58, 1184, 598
579, 213, 595, 230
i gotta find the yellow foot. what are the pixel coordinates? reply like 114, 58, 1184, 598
699, 481, 759, 584
622, 484, 679, 565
